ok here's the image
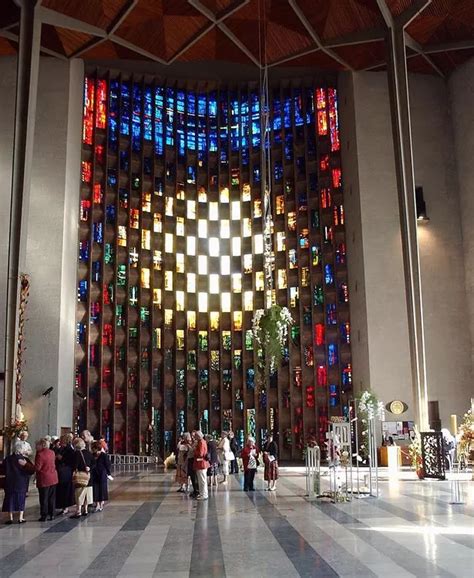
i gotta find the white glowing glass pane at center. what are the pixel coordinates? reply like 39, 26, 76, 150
187, 200, 196, 219
231, 201, 241, 220
198, 219, 208, 238
209, 202, 219, 221
165, 233, 173, 253
198, 255, 208, 275
209, 237, 219, 257
187, 273, 196, 292
254, 234, 263, 254
198, 292, 208, 312
220, 220, 230, 239
221, 292, 231, 312
209, 274, 219, 294
232, 237, 241, 256
221, 256, 230, 275
187, 236, 196, 256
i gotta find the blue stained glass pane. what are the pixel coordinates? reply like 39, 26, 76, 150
79, 241, 89, 261
132, 83, 142, 152
230, 95, 239, 152
209, 93, 217, 152
294, 92, 304, 126
240, 93, 249, 161
166, 88, 175, 147
220, 92, 228, 162
93, 222, 103, 243
154, 87, 164, 155
120, 82, 130, 136
198, 94, 207, 159
306, 88, 314, 124
109, 80, 119, 150
328, 344, 338, 366
107, 169, 117, 186
324, 264, 334, 285
284, 132, 293, 160
144, 87, 152, 141
92, 260, 101, 282
78, 280, 88, 302
283, 96, 291, 129
177, 91, 185, 157
187, 93, 196, 151
251, 93, 260, 148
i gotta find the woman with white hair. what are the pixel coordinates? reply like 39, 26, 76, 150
193, 431, 210, 501
2, 441, 34, 524
35, 438, 58, 521
70, 437, 94, 518
217, 431, 233, 484
241, 437, 260, 491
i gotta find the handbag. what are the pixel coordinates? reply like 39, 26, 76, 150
21, 457, 35, 476
72, 451, 90, 488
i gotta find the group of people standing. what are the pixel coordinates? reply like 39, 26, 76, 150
174, 430, 279, 500
1, 430, 113, 524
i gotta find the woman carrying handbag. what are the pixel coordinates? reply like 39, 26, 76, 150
2, 441, 34, 524
71, 438, 94, 518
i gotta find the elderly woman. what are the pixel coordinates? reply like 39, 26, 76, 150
263, 434, 279, 491
2, 440, 33, 524
91, 441, 112, 511
71, 437, 94, 518
193, 431, 210, 501
241, 437, 260, 492
55, 433, 76, 514
35, 438, 58, 521
175, 434, 190, 493
217, 431, 234, 484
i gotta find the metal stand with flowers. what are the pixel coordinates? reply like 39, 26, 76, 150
351, 390, 385, 497
408, 426, 424, 479
458, 408, 474, 474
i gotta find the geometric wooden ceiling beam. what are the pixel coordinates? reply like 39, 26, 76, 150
188, 0, 261, 68
267, 46, 321, 68
423, 39, 474, 54
0, 27, 68, 60
288, 0, 353, 71
375, 0, 444, 78
37, 6, 107, 38
324, 27, 386, 49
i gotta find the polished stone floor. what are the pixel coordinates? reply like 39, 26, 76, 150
0, 466, 473, 577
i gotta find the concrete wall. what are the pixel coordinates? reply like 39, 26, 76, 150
449, 57, 474, 374
341, 69, 473, 428
0, 57, 16, 428
0, 56, 83, 444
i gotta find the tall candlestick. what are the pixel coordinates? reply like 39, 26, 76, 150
450, 414, 458, 436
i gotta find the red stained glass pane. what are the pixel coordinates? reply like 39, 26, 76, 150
328, 88, 340, 151
315, 88, 326, 110
332, 168, 342, 188
317, 110, 327, 136
81, 161, 92, 183
82, 77, 95, 145
315, 323, 325, 346
317, 364, 327, 387
96, 79, 107, 129
93, 183, 102, 204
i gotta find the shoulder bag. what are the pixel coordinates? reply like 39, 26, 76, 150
72, 451, 90, 488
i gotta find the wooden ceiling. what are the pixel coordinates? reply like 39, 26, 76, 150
0, 0, 473, 76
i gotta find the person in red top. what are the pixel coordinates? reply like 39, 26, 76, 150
35, 438, 59, 521
241, 437, 260, 491
193, 431, 209, 501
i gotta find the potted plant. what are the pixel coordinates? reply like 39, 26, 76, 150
408, 426, 424, 479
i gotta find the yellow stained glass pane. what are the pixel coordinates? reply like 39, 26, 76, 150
198, 187, 207, 202
141, 229, 151, 250
244, 290, 253, 311
278, 269, 287, 289
164, 309, 173, 327
243, 254, 252, 274
243, 218, 251, 237
242, 183, 251, 201
233, 311, 242, 331
176, 253, 185, 274
153, 288, 161, 306
153, 250, 162, 270
176, 216, 185, 236
118, 226, 127, 247
210, 311, 219, 331
232, 273, 242, 293
153, 213, 162, 233
277, 232, 286, 252
220, 187, 229, 203
142, 192, 151, 212
276, 195, 285, 215
253, 199, 262, 217
255, 271, 264, 291
187, 200, 196, 219
187, 311, 196, 330
176, 290, 185, 311
164, 271, 173, 291
165, 197, 173, 216
141, 268, 150, 289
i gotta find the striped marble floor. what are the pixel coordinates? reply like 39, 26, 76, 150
0, 467, 473, 577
